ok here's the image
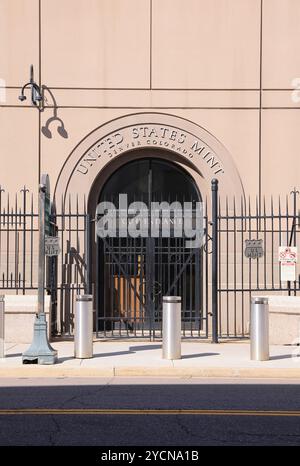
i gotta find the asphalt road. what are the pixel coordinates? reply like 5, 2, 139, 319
0, 377, 299, 446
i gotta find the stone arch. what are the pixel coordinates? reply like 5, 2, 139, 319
54, 112, 244, 204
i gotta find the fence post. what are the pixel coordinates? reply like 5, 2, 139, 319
85, 213, 92, 294
49, 202, 58, 335
211, 178, 219, 343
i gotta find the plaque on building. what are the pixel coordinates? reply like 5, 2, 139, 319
244, 239, 264, 259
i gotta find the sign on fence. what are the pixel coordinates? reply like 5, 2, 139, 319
244, 239, 264, 259
279, 246, 297, 281
45, 235, 60, 256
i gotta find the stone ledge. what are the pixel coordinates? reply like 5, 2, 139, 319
253, 295, 300, 345
267, 296, 300, 314
3, 295, 52, 343
4, 295, 51, 312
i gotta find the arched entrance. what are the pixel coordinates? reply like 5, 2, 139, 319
53, 112, 245, 338
94, 151, 203, 338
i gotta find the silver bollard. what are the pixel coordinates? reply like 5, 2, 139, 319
74, 294, 93, 359
0, 296, 4, 358
162, 296, 181, 360
250, 296, 269, 361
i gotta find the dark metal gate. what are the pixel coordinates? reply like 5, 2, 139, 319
95, 157, 206, 339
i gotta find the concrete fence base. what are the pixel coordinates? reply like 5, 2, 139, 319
267, 296, 300, 345
4, 295, 52, 344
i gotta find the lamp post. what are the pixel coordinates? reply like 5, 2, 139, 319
22, 175, 57, 364
18, 65, 43, 108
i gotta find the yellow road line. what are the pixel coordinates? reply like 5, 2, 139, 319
0, 408, 299, 416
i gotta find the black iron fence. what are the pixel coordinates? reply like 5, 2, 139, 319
50, 197, 89, 335
0, 187, 38, 293
215, 187, 300, 340
0, 185, 299, 340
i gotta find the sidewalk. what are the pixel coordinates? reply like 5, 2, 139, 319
1, 340, 300, 378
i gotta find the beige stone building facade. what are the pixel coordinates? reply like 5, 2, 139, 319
0, 0, 300, 340
1, 0, 300, 197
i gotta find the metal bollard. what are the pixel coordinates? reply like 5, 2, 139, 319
250, 296, 269, 361
162, 296, 181, 360
74, 294, 93, 359
0, 296, 4, 358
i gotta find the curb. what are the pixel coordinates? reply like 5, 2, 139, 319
0, 366, 300, 378
0, 367, 114, 378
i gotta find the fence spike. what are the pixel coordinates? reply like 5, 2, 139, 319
7, 193, 10, 226
18, 194, 22, 226
83, 194, 87, 216
15, 193, 18, 223
61, 194, 65, 230
0, 186, 5, 218
248, 195, 251, 217
10, 204, 14, 226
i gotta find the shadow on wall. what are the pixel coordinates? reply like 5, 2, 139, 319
41, 86, 68, 139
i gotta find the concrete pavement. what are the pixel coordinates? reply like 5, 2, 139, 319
1, 340, 300, 378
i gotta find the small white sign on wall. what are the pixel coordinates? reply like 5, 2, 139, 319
279, 246, 297, 282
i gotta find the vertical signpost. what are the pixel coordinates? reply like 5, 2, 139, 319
22, 175, 57, 364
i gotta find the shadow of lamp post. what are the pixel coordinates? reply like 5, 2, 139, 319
41, 115, 68, 138
41, 86, 68, 139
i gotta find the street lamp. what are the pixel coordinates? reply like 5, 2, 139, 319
22, 175, 57, 365
18, 65, 43, 107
